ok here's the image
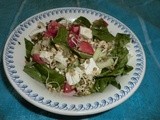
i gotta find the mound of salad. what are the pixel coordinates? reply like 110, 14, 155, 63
23, 16, 133, 96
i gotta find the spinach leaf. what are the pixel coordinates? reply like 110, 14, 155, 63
110, 80, 121, 89
113, 47, 129, 69
106, 48, 129, 77
99, 68, 124, 77
96, 55, 129, 77
34, 63, 65, 88
114, 33, 130, 47
96, 33, 133, 78
116, 55, 128, 69
92, 18, 108, 29
122, 65, 133, 75
51, 25, 76, 61
52, 25, 69, 46
92, 28, 115, 42
93, 77, 120, 92
111, 33, 130, 57
23, 63, 45, 83
91, 18, 115, 42
24, 38, 34, 61
56, 17, 65, 22
73, 16, 91, 28
111, 33, 131, 70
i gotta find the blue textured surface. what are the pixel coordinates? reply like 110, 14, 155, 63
0, 0, 160, 120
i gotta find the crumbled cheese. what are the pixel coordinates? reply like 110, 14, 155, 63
75, 67, 83, 78
54, 51, 68, 67
39, 51, 53, 64
83, 58, 101, 75
80, 26, 92, 39
66, 67, 83, 85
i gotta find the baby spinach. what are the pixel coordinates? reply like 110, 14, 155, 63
110, 80, 121, 89
91, 18, 115, 41
111, 33, 132, 71
52, 25, 69, 46
23, 63, 45, 83
51, 26, 73, 57
92, 28, 115, 42
114, 33, 130, 47
73, 16, 91, 28
56, 17, 65, 22
24, 63, 66, 88
24, 38, 34, 62
93, 77, 120, 92
122, 65, 133, 75
92, 18, 108, 29
93, 33, 132, 92
34, 63, 65, 88
97, 68, 124, 77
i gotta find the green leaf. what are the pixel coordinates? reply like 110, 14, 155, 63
97, 56, 130, 77
73, 16, 91, 28
107, 68, 125, 76
96, 67, 124, 78
92, 32, 132, 92
92, 18, 108, 29
112, 46, 129, 69
24, 38, 34, 61
111, 44, 128, 57
56, 17, 65, 22
98, 79, 108, 92
52, 26, 69, 46
122, 65, 133, 75
115, 33, 130, 47
91, 18, 114, 42
96, 46, 131, 77
92, 28, 115, 42
110, 80, 121, 89
117, 56, 128, 69
93, 77, 116, 92
34, 63, 65, 87
23, 64, 45, 83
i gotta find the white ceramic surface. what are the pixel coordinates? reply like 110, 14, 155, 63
3, 7, 146, 116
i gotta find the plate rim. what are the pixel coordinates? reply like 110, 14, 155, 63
3, 7, 146, 116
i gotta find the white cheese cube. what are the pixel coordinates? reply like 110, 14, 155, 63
66, 67, 83, 85
54, 51, 68, 67
39, 51, 53, 64
83, 58, 101, 75
80, 26, 92, 39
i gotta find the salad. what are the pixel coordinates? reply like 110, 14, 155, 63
23, 16, 133, 96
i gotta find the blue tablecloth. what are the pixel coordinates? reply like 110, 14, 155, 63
0, 0, 160, 119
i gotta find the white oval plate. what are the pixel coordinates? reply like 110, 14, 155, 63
3, 7, 146, 116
